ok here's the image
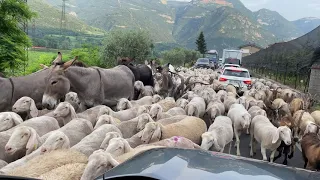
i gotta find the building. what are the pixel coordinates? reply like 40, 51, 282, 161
238, 43, 263, 57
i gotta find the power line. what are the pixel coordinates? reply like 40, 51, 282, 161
60, 0, 67, 36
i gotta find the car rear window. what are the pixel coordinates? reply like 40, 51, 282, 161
224, 65, 239, 68
197, 59, 209, 63
223, 69, 249, 78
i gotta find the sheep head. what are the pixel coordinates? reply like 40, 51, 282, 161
53, 102, 76, 118
136, 113, 154, 132
94, 115, 117, 130
304, 122, 319, 135
0, 112, 23, 132
81, 150, 119, 180
149, 104, 162, 120
201, 132, 221, 151
274, 126, 292, 145
139, 122, 162, 144
40, 131, 70, 154
185, 104, 198, 117
5, 126, 40, 155
116, 98, 131, 111
65, 92, 80, 104
105, 138, 132, 157
241, 113, 251, 130
97, 106, 113, 117
152, 95, 162, 104
12, 96, 38, 117
100, 132, 122, 150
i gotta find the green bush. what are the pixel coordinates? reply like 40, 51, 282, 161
71, 45, 102, 67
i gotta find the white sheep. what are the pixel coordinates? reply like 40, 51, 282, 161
97, 106, 147, 122
216, 90, 228, 102
0, 160, 7, 170
65, 91, 84, 113
140, 136, 201, 149
100, 132, 122, 150
156, 98, 176, 112
250, 115, 292, 162
94, 115, 121, 130
40, 118, 94, 147
81, 146, 163, 180
12, 96, 51, 119
149, 104, 186, 120
6, 149, 88, 178
205, 100, 225, 124
227, 104, 251, 156
201, 116, 233, 153
0, 112, 23, 132
152, 94, 163, 104
141, 116, 207, 145
293, 110, 318, 141
224, 95, 237, 112
113, 113, 154, 139
185, 97, 206, 118
157, 115, 187, 126
71, 124, 122, 157
248, 106, 267, 119
0, 131, 71, 174
116, 96, 153, 111
105, 137, 133, 157
176, 98, 189, 109
125, 126, 162, 148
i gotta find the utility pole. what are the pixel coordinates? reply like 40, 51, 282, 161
23, 0, 29, 75
60, 0, 67, 36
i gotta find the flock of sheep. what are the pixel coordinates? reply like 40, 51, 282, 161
0, 66, 320, 180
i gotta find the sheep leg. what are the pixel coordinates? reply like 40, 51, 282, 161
250, 133, 254, 157
282, 146, 289, 165
228, 141, 232, 154
273, 147, 283, 162
246, 127, 249, 135
288, 144, 295, 159
234, 129, 241, 156
261, 147, 267, 161
269, 150, 276, 163
220, 147, 225, 153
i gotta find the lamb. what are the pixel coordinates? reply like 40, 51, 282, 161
105, 137, 133, 157
5, 149, 88, 178
40, 118, 94, 147
100, 132, 122, 150
250, 115, 292, 162
205, 100, 225, 125
114, 113, 154, 138
81, 146, 164, 180
53, 102, 107, 126
94, 115, 121, 130
200, 116, 233, 153
292, 110, 319, 141
12, 96, 52, 120
289, 98, 305, 115
176, 98, 189, 109
0, 131, 71, 174
65, 92, 84, 113
227, 104, 251, 156
149, 104, 186, 120
71, 124, 122, 157
185, 97, 206, 118
0, 112, 23, 132
116, 96, 153, 111
141, 116, 207, 145
301, 132, 320, 171
0, 116, 60, 163
97, 106, 147, 122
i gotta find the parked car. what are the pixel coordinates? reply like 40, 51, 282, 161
194, 58, 210, 69
218, 67, 252, 93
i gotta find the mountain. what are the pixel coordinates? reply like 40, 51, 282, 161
29, 0, 104, 35
253, 9, 303, 41
44, 0, 176, 42
293, 17, 320, 34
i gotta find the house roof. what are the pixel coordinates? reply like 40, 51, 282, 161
238, 43, 263, 50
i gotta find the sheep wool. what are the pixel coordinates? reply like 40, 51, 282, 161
7, 150, 88, 178
38, 163, 86, 180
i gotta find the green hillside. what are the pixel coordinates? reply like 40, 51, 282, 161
29, 0, 105, 35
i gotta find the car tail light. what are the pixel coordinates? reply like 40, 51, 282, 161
243, 80, 251, 85
219, 77, 227, 82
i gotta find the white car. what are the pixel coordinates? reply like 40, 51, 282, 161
218, 63, 240, 74
218, 67, 252, 92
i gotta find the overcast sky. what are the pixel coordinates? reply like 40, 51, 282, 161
173, 0, 320, 21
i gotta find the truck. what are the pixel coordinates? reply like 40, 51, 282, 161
221, 49, 243, 66
205, 50, 219, 69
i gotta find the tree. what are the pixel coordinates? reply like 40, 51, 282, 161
161, 48, 201, 67
196, 31, 207, 57
101, 29, 153, 67
0, 0, 35, 74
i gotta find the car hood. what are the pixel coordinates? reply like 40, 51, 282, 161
97, 148, 320, 180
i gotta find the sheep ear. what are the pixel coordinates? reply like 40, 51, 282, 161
195, 107, 199, 117
68, 103, 77, 119
272, 128, 280, 144
245, 101, 250, 110
151, 124, 161, 142
26, 128, 40, 155
122, 139, 132, 153
10, 113, 23, 125
29, 99, 38, 118
107, 154, 120, 167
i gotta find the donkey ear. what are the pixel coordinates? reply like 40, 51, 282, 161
26, 128, 40, 155
63, 56, 78, 70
